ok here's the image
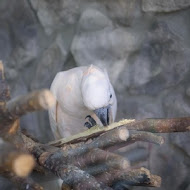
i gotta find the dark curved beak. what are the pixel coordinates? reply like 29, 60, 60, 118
94, 105, 111, 126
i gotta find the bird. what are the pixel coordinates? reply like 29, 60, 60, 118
48, 65, 117, 139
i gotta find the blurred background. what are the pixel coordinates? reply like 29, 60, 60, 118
0, 0, 190, 189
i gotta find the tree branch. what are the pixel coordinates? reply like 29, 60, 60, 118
96, 167, 161, 187
22, 131, 161, 189
73, 148, 130, 171
125, 117, 190, 133
61, 128, 129, 157
50, 117, 190, 147
49, 120, 133, 147
31, 145, 110, 190
5, 89, 56, 121
107, 131, 164, 151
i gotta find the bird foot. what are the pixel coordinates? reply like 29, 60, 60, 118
84, 115, 97, 129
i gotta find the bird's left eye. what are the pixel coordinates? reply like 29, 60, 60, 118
110, 94, 112, 99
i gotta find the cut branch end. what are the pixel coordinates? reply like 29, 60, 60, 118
118, 127, 129, 141
38, 89, 56, 109
12, 154, 35, 177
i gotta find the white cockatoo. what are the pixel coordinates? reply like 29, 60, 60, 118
49, 65, 117, 139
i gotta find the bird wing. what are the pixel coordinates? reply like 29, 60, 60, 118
48, 100, 62, 139
49, 99, 86, 139
48, 72, 66, 139
48, 68, 89, 139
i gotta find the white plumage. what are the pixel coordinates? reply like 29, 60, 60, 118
49, 65, 117, 139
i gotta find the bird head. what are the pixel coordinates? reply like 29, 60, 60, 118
81, 65, 114, 126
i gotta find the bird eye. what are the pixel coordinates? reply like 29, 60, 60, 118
110, 94, 112, 99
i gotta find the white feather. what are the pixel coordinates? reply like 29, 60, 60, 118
49, 65, 117, 139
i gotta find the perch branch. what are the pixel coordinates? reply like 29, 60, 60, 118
73, 180, 112, 190
32, 146, 109, 190
125, 117, 190, 133
127, 131, 164, 145
0, 89, 55, 138
21, 135, 110, 189
49, 120, 133, 146
73, 148, 130, 172
50, 117, 190, 147
5, 89, 56, 121
22, 131, 160, 188
113, 174, 161, 188
107, 131, 164, 151
62, 128, 129, 157
96, 167, 161, 187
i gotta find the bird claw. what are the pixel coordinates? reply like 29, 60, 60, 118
84, 115, 97, 129
84, 122, 93, 129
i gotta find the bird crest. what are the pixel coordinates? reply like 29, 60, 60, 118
83, 65, 99, 76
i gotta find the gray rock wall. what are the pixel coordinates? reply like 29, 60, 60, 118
1, 0, 190, 189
